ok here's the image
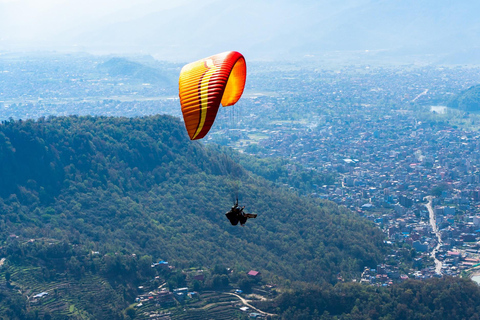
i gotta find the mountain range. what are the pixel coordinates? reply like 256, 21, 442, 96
1, 0, 480, 64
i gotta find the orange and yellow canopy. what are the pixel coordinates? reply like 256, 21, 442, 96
178, 51, 247, 140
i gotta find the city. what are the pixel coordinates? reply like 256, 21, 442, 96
2, 53, 480, 287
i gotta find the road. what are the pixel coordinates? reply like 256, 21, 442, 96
425, 196, 443, 274
412, 89, 429, 102
224, 292, 277, 317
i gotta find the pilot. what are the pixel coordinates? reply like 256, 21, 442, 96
225, 203, 257, 226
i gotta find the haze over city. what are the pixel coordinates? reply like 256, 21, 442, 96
2, 0, 480, 63
2, 1, 480, 319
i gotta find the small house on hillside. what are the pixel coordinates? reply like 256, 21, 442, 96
33, 292, 48, 299
247, 270, 261, 278
193, 274, 204, 281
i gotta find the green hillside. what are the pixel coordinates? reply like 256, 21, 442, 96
98, 57, 175, 87
258, 277, 480, 320
448, 85, 480, 112
0, 115, 386, 318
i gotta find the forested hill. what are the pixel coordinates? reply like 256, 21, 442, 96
97, 57, 175, 87
260, 277, 480, 320
0, 115, 386, 316
448, 84, 480, 112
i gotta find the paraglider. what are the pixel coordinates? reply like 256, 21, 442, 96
178, 51, 247, 140
179, 52, 255, 224
225, 199, 257, 226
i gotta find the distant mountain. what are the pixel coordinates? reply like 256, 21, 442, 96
2, 0, 480, 64
98, 57, 175, 86
448, 85, 480, 112
3, 0, 474, 64
0, 115, 386, 317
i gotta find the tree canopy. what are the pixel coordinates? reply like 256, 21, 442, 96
448, 85, 480, 112
0, 115, 387, 318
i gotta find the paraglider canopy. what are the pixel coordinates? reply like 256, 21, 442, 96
178, 51, 247, 140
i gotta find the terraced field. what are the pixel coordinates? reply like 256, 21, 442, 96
0, 264, 274, 319
0, 265, 125, 319
134, 291, 261, 320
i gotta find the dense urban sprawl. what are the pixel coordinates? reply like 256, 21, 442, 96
3, 53, 480, 288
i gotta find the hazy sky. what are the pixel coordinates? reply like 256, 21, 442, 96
1, 0, 479, 64
0, 0, 194, 42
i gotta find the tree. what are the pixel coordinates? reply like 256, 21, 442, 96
126, 307, 136, 319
